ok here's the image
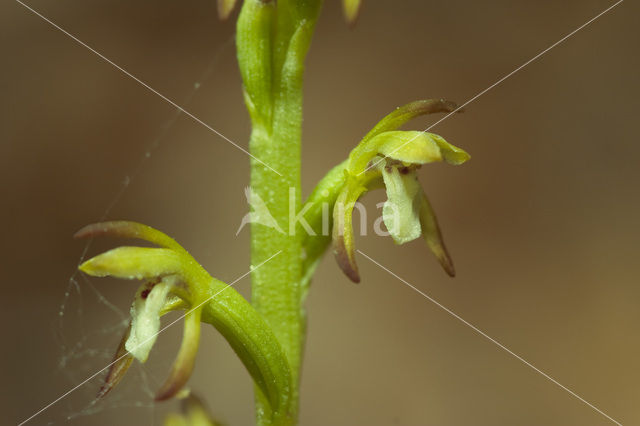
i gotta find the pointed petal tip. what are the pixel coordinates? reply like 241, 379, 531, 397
155, 380, 184, 402
445, 148, 471, 166
74, 221, 182, 251
438, 99, 465, 114
418, 193, 458, 278
96, 325, 134, 400
439, 99, 458, 112
409, 99, 459, 116
439, 254, 456, 277
333, 237, 361, 283
155, 309, 201, 401
74, 221, 138, 240
78, 257, 104, 277
97, 354, 133, 399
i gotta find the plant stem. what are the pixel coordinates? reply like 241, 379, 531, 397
237, 1, 322, 424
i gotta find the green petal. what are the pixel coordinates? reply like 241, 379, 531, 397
156, 307, 202, 401
382, 167, 423, 245
430, 133, 471, 165
79, 247, 184, 280
361, 99, 458, 144
75, 221, 185, 253
369, 131, 470, 167
332, 180, 366, 283
348, 99, 460, 173
375, 131, 444, 165
300, 160, 348, 292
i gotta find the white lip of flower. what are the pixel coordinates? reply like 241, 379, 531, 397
126, 277, 175, 362
381, 164, 422, 245
333, 126, 469, 283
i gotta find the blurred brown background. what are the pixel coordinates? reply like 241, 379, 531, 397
2, 0, 638, 425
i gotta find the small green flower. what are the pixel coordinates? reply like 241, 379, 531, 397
331, 99, 470, 282
76, 222, 209, 400
76, 221, 294, 422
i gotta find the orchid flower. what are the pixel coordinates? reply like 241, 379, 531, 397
298, 99, 469, 284
76, 221, 293, 423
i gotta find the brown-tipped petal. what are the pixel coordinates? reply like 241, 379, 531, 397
155, 308, 202, 401
348, 99, 462, 174
97, 323, 134, 399
217, 0, 237, 20
363, 99, 459, 144
342, 0, 362, 27
333, 234, 360, 283
419, 192, 455, 277
332, 184, 365, 283
74, 221, 184, 252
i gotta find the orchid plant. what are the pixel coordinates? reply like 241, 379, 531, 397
77, 1, 470, 425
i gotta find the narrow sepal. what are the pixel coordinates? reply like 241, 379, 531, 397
362, 99, 458, 144
74, 221, 184, 252
332, 182, 366, 283
419, 192, 455, 277
96, 323, 134, 399
97, 292, 187, 398
155, 308, 202, 401
348, 99, 460, 173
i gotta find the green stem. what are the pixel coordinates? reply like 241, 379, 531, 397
249, 121, 303, 424
237, 1, 322, 424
